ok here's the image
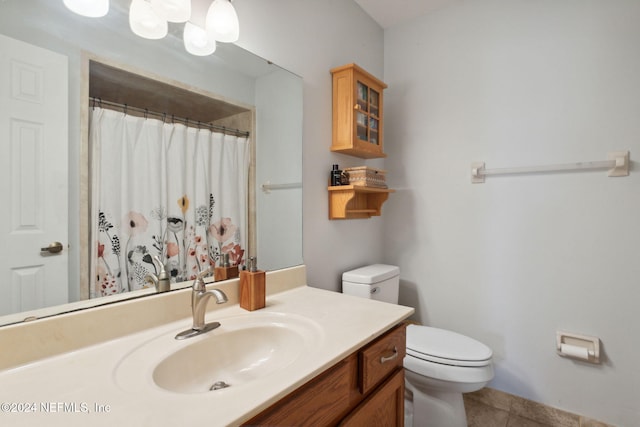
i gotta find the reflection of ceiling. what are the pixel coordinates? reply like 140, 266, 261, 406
28, 1, 278, 80
354, 0, 458, 29
89, 61, 250, 124
108, 0, 278, 78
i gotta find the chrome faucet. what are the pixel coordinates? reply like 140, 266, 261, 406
175, 266, 228, 340
144, 256, 171, 293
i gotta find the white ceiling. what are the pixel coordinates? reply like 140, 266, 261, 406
353, 0, 457, 29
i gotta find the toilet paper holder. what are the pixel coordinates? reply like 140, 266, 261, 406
556, 331, 600, 364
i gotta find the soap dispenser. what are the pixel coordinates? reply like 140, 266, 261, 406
144, 256, 171, 293
214, 253, 239, 281
239, 256, 265, 311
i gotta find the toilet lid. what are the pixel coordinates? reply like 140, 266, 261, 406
342, 264, 399, 284
406, 325, 493, 367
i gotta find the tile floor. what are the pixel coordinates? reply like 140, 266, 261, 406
464, 388, 614, 427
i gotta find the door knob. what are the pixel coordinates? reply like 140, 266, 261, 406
41, 242, 64, 254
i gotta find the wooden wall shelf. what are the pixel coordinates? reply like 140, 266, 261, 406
328, 185, 394, 220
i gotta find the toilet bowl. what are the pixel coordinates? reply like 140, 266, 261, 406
404, 324, 494, 427
341, 264, 494, 427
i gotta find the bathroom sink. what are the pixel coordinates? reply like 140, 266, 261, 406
115, 312, 323, 394
154, 324, 306, 393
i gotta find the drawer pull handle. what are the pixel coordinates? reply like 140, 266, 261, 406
380, 346, 398, 364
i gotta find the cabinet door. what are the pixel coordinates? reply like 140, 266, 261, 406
243, 354, 360, 426
355, 81, 369, 142
354, 80, 381, 148
339, 368, 405, 427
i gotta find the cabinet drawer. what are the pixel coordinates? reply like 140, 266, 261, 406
340, 368, 405, 427
358, 323, 406, 395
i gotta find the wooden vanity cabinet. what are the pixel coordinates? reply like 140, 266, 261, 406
331, 63, 387, 159
243, 323, 406, 427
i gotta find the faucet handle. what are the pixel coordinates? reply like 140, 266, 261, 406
152, 256, 170, 280
196, 266, 213, 280
192, 266, 213, 292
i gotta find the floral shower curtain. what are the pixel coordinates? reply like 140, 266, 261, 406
89, 107, 249, 298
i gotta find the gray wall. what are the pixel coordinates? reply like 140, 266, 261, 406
235, 0, 387, 290
383, 1, 640, 425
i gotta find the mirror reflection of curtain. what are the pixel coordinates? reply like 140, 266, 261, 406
89, 108, 249, 298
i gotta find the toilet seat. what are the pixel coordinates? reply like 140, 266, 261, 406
406, 325, 492, 367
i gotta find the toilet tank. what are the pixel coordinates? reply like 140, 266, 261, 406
342, 264, 399, 304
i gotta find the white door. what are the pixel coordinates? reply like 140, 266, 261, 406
0, 34, 69, 316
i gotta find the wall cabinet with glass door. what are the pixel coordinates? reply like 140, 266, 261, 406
331, 63, 387, 159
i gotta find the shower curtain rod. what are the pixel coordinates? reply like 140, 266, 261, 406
90, 97, 250, 138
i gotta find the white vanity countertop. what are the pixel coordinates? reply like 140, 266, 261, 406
0, 285, 413, 427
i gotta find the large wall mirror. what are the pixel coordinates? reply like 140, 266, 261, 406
0, 0, 303, 326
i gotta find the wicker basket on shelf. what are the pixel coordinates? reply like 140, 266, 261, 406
343, 166, 387, 188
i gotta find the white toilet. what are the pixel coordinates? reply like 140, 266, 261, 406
342, 264, 494, 427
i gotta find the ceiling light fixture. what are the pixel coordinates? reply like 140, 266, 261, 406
129, 0, 168, 40
150, 0, 191, 23
63, 0, 109, 18
206, 0, 239, 43
62, 0, 239, 56
183, 22, 217, 56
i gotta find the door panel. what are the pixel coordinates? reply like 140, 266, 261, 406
0, 34, 69, 316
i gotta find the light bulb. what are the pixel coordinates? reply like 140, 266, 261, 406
150, 0, 191, 23
63, 0, 109, 18
183, 22, 217, 56
205, 0, 239, 43
129, 0, 168, 40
